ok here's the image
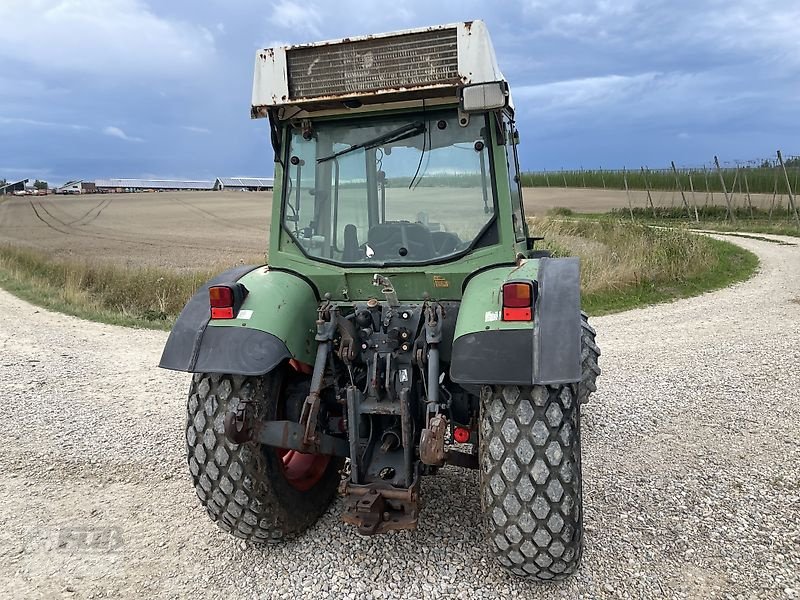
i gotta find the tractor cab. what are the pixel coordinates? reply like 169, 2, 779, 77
252, 22, 531, 297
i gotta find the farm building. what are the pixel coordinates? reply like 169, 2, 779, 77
56, 180, 96, 194
214, 177, 274, 191
94, 179, 215, 192
0, 179, 28, 195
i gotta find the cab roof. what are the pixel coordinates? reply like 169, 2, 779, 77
251, 20, 507, 120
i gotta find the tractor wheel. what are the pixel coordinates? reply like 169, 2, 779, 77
186, 370, 344, 543
480, 384, 582, 581
579, 312, 601, 405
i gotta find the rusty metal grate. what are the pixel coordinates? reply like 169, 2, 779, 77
287, 28, 459, 100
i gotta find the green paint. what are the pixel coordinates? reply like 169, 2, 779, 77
207, 267, 319, 364
453, 261, 541, 340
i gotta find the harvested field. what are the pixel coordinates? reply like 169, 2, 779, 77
1, 188, 761, 270
0, 192, 270, 271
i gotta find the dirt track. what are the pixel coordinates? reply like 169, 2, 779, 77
1, 187, 772, 271
1, 233, 798, 599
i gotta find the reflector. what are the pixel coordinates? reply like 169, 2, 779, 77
211, 307, 234, 319
453, 427, 471, 444
502, 307, 532, 321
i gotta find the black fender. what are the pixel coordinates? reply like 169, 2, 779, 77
449, 257, 582, 387
158, 265, 291, 376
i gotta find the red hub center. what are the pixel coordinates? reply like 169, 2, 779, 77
275, 448, 330, 492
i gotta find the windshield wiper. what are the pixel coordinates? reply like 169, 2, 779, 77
317, 121, 425, 164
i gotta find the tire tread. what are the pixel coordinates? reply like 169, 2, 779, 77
480, 384, 582, 581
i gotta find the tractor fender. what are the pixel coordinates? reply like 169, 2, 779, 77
449, 257, 581, 387
159, 266, 319, 376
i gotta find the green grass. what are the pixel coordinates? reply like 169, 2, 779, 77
522, 166, 800, 195
0, 245, 215, 330
532, 218, 759, 315
581, 238, 757, 314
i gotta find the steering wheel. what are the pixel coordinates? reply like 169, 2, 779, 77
368, 221, 433, 260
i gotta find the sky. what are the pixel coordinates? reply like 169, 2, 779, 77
1, 0, 798, 185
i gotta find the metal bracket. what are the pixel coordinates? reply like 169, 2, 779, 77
457, 106, 471, 128
419, 414, 447, 466
424, 302, 443, 344
299, 393, 321, 447
373, 274, 399, 307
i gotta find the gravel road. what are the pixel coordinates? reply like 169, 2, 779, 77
1, 234, 798, 599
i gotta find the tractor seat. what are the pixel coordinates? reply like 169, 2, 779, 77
342, 223, 362, 262
367, 222, 435, 261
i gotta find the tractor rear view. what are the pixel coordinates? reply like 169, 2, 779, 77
161, 20, 600, 581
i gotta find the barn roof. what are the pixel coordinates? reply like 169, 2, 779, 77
0, 179, 28, 192
216, 177, 274, 187
95, 178, 215, 190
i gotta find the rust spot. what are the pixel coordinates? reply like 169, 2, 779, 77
509, 260, 526, 275
464, 20, 474, 30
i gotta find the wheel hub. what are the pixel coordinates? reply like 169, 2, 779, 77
275, 448, 330, 492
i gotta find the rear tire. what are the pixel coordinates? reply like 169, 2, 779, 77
186, 371, 343, 543
579, 312, 601, 404
480, 384, 582, 580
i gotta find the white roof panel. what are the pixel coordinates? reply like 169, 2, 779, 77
217, 177, 274, 187
95, 178, 215, 190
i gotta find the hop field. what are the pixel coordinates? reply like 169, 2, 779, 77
521, 162, 800, 196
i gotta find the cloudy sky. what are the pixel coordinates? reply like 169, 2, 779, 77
1, 0, 797, 185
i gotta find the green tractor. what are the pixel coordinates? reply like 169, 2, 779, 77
160, 20, 600, 581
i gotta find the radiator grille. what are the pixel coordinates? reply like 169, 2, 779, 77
287, 28, 459, 100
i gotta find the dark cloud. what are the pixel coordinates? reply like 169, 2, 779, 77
1, 0, 798, 184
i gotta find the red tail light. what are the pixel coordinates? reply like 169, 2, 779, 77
209, 285, 234, 308
208, 284, 248, 319
502, 282, 534, 321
